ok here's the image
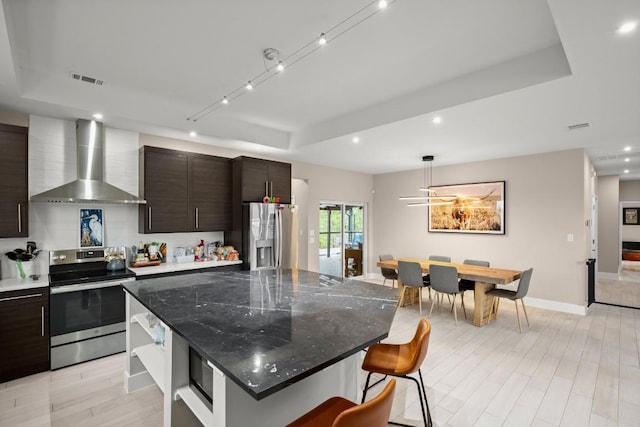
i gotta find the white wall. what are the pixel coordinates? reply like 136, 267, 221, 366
372, 149, 591, 307
597, 175, 620, 274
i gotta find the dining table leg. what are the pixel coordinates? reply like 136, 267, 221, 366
473, 281, 497, 326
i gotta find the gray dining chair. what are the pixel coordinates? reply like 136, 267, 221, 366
429, 264, 466, 325
423, 255, 451, 297
379, 254, 398, 288
458, 259, 490, 297
398, 261, 430, 315
486, 268, 533, 333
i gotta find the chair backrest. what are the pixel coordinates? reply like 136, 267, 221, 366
429, 264, 459, 294
379, 254, 398, 280
429, 255, 451, 262
398, 261, 425, 288
514, 268, 533, 299
403, 318, 432, 375
334, 379, 396, 427
463, 259, 489, 267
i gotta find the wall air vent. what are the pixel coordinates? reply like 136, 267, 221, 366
568, 122, 590, 130
70, 72, 104, 86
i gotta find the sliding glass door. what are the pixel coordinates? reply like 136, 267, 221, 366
318, 202, 365, 278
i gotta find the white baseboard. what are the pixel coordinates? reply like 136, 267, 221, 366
524, 297, 587, 316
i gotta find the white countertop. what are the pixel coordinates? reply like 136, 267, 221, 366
129, 260, 243, 276
0, 276, 49, 292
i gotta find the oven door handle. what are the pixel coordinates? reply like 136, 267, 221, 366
50, 278, 135, 294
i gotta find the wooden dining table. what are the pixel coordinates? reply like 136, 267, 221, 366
377, 258, 522, 327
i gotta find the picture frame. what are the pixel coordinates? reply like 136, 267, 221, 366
623, 207, 640, 225
80, 208, 104, 247
428, 181, 505, 234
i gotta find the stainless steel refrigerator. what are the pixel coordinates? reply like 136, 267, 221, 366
243, 203, 298, 270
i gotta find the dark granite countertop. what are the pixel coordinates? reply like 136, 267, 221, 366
123, 269, 397, 400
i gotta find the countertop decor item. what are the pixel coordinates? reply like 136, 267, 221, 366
5, 244, 42, 279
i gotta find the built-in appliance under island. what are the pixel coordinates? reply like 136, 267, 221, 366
123, 269, 397, 426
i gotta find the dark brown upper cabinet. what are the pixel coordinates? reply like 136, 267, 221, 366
0, 124, 28, 237
233, 156, 291, 204
188, 153, 232, 232
139, 146, 232, 233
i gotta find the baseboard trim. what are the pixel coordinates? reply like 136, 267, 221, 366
524, 297, 587, 316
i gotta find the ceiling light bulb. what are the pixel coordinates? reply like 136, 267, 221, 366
92, 113, 103, 120
246, 81, 253, 90
222, 97, 229, 105
432, 116, 442, 124
624, 146, 632, 152
318, 33, 327, 46
625, 158, 630, 162
378, 0, 388, 9
352, 136, 360, 143
625, 169, 630, 173
276, 62, 285, 72
618, 21, 638, 34
189, 131, 197, 137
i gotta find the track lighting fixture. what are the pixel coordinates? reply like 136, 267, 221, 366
187, 0, 398, 122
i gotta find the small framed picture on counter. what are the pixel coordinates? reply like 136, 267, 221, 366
623, 207, 640, 225
80, 208, 104, 247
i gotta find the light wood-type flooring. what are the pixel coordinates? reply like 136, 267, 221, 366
1, 281, 639, 427
596, 262, 640, 309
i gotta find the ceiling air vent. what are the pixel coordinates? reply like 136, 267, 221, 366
70, 72, 104, 86
568, 122, 590, 131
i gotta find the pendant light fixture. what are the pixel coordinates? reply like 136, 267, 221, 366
399, 155, 456, 207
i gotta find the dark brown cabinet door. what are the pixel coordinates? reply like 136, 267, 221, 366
188, 154, 232, 231
139, 147, 189, 233
0, 288, 49, 382
233, 157, 291, 203
267, 160, 292, 204
0, 124, 28, 237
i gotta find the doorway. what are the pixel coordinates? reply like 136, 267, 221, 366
318, 203, 365, 278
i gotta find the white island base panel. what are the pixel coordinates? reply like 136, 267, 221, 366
124, 295, 360, 427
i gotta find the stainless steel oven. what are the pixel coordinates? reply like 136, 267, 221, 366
49, 248, 135, 369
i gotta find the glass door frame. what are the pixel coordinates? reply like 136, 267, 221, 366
318, 201, 367, 278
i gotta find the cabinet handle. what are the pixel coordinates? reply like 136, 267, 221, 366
17, 203, 22, 233
148, 207, 152, 230
195, 207, 199, 229
0, 293, 42, 302
41, 306, 45, 337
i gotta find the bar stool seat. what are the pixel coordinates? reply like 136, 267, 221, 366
287, 379, 395, 427
361, 318, 432, 427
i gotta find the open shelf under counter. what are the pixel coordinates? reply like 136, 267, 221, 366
131, 343, 165, 393
174, 385, 213, 426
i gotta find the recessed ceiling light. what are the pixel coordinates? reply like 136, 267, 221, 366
624, 169, 630, 174
92, 113, 103, 120
432, 116, 442, 125
625, 158, 630, 162
352, 136, 360, 144
189, 131, 197, 137
618, 21, 638, 34
378, 0, 388, 9
624, 146, 632, 152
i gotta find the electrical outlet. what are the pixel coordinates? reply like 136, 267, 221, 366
567, 234, 574, 242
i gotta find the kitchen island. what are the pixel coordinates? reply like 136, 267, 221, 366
123, 269, 397, 426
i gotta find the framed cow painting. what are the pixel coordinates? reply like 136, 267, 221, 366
428, 181, 505, 234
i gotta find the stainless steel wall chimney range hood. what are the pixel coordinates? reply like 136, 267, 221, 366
30, 119, 146, 204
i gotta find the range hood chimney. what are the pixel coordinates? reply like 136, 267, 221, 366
30, 119, 146, 204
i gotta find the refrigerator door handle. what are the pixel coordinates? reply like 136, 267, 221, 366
275, 208, 282, 268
